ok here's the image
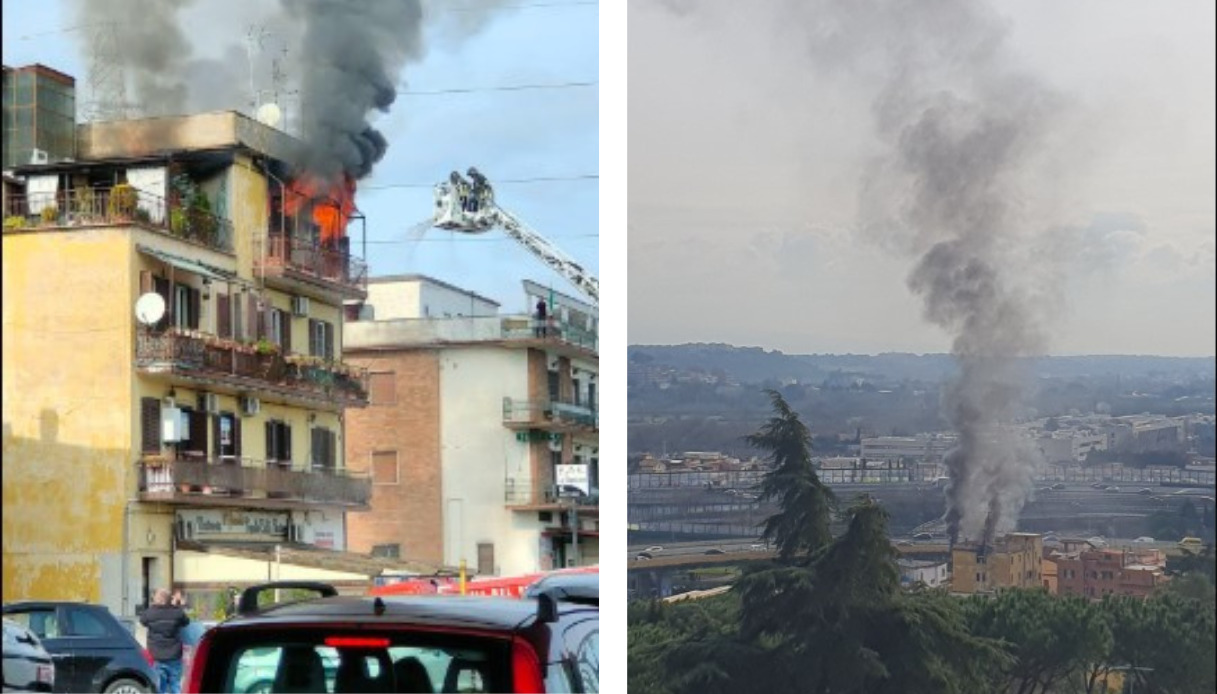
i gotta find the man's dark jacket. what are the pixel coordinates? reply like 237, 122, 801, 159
139, 604, 189, 661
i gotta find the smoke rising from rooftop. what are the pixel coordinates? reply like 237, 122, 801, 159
67, 0, 508, 182
810, 0, 1059, 544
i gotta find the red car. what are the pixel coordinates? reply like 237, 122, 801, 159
184, 580, 598, 693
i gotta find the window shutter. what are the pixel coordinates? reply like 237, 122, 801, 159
139, 270, 153, 295
233, 416, 242, 457
311, 428, 322, 468
325, 322, 334, 361
217, 294, 231, 338
189, 287, 201, 330
246, 293, 258, 340
282, 311, 293, 353
283, 423, 292, 462
189, 410, 208, 456
140, 397, 161, 454
212, 414, 221, 456
328, 430, 337, 469
265, 421, 277, 461
153, 277, 171, 331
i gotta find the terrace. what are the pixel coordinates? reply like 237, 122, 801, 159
138, 457, 371, 510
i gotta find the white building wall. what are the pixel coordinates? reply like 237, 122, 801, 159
364, 281, 422, 321
438, 346, 543, 576
364, 278, 499, 321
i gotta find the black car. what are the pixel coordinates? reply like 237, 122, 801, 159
2, 602, 157, 694
185, 580, 599, 693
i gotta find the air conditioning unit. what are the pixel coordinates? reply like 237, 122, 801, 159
198, 393, 219, 414
291, 295, 311, 317
239, 396, 261, 417
161, 406, 183, 442
29, 148, 49, 164
547, 355, 560, 371
548, 435, 564, 453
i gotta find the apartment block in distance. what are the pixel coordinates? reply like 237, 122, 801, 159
951, 533, 1044, 594
344, 276, 599, 576
3, 69, 382, 615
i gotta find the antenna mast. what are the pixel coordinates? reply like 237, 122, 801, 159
83, 22, 129, 122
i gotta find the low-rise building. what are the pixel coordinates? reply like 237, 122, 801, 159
1052, 547, 1169, 599
897, 559, 949, 588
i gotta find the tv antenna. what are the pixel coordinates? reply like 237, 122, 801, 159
244, 25, 272, 114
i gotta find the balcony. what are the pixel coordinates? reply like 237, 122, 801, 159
136, 328, 369, 409
344, 314, 598, 360
505, 481, 599, 511
138, 457, 371, 510
254, 233, 368, 299
3, 187, 234, 254
503, 398, 597, 433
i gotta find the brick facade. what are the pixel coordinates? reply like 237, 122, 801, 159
344, 350, 443, 564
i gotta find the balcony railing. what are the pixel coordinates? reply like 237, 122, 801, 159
139, 457, 371, 508
505, 481, 599, 508
500, 316, 598, 352
136, 328, 369, 405
503, 398, 597, 430
3, 187, 233, 253
254, 233, 368, 294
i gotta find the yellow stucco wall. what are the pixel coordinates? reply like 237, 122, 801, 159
2, 228, 134, 604
229, 153, 266, 283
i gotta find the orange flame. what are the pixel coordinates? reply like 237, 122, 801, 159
283, 174, 356, 244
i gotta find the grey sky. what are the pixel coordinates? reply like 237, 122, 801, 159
629, 0, 1215, 357
3, 0, 597, 312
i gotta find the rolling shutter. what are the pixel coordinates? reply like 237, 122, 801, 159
217, 294, 231, 338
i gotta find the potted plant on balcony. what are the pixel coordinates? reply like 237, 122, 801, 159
108, 183, 139, 221
71, 186, 98, 224
39, 205, 60, 226
4, 215, 28, 230
253, 339, 285, 380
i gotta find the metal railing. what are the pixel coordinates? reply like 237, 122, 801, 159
503, 398, 597, 429
139, 457, 372, 507
505, 481, 599, 507
500, 316, 598, 352
255, 233, 368, 292
3, 188, 233, 253
136, 328, 369, 404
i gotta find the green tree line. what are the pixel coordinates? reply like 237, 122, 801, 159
628, 392, 1217, 694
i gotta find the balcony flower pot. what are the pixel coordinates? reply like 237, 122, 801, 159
108, 184, 139, 220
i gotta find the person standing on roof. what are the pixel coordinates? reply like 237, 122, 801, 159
535, 298, 549, 338
140, 588, 190, 694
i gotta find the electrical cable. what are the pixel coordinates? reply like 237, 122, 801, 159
360, 174, 598, 191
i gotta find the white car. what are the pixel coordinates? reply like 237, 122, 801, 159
1132, 537, 1155, 543
2, 618, 54, 692
644, 546, 664, 553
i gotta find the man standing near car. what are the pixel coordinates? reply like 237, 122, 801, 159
140, 589, 189, 694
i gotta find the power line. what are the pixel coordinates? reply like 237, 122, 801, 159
400, 80, 596, 96
360, 174, 598, 191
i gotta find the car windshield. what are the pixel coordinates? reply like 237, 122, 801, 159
203, 629, 513, 693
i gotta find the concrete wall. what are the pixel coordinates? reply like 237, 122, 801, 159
174, 551, 366, 584
345, 316, 503, 349
2, 227, 134, 610
439, 347, 538, 576
364, 278, 499, 322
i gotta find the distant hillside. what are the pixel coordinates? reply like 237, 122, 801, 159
628, 344, 1216, 385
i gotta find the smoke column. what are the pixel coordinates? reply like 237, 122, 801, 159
843, 0, 1057, 545
66, 0, 510, 182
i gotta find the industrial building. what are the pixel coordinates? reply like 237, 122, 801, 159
343, 276, 599, 576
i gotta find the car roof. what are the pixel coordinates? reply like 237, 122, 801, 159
224, 595, 585, 632
524, 573, 599, 601
3, 601, 107, 611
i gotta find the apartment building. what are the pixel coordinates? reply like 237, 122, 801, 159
951, 533, 1044, 594
3, 96, 376, 614
343, 276, 599, 576
1053, 547, 1169, 599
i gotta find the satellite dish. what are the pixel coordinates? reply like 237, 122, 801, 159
256, 102, 282, 127
135, 292, 166, 325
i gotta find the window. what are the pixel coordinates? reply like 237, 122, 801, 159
370, 372, 396, 405
65, 608, 110, 637
372, 451, 398, 484
477, 542, 495, 576
308, 319, 334, 360
5, 609, 59, 639
311, 427, 337, 469
265, 420, 292, 464
214, 413, 240, 459
179, 408, 209, 458
548, 370, 560, 401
